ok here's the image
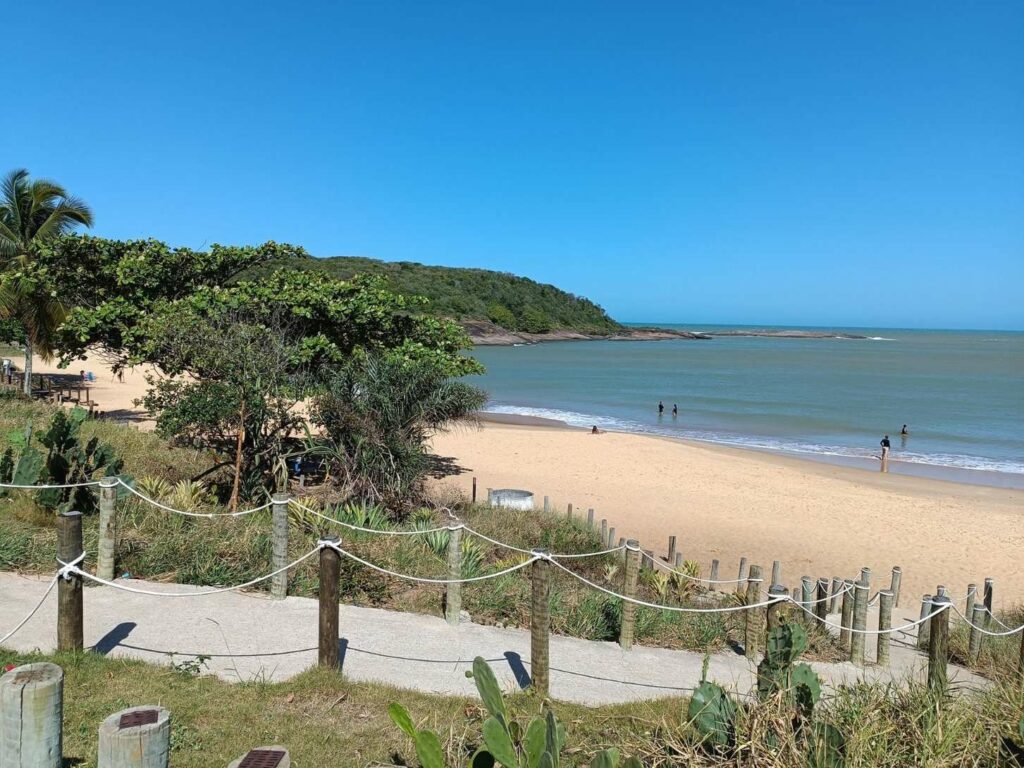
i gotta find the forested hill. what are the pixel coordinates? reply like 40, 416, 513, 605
261, 254, 624, 335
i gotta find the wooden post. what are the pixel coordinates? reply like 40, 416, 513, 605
318, 536, 340, 669
445, 523, 462, 626
800, 577, 814, 626
587, 508, 595, 529
766, 584, 787, 631
0, 663, 64, 767
710, 559, 720, 583
600, 519, 608, 546
965, 583, 977, 620
880, 446, 889, 472
98, 706, 171, 768
983, 577, 994, 628
667, 536, 677, 564
97, 477, 118, 582
917, 594, 933, 651
890, 566, 902, 607
228, 747, 291, 768
771, 560, 782, 588
57, 511, 83, 652
815, 577, 829, 622
607, 526, 616, 548
744, 565, 763, 658
617, 537, 626, 561
928, 595, 951, 692
737, 557, 748, 583
486, 488, 493, 504
619, 541, 640, 650
543, 495, 550, 513
674, 552, 683, 568
471, 477, 477, 503
271, 493, 290, 599
642, 550, 654, 572
968, 601, 986, 664
850, 579, 869, 666
567, 503, 572, 518
859, 567, 872, 590
530, 550, 551, 695
840, 579, 854, 650
877, 590, 893, 666
828, 577, 842, 614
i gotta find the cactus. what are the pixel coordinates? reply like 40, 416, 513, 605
392, 656, 641, 767
791, 662, 822, 721
687, 681, 736, 748
757, 621, 821, 717
807, 722, 846, 768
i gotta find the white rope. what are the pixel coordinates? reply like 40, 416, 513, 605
323, 540, 538, 584
550, 559, 787, 614
952, 604, 1024, 637
643, 552, 748, 585
0, 576, 58, 644
118, 480, 274, 518
799, 582, 854, 606
57, 546, 323, 597
462, 526, 536, 555
290, 500, 453, 536
0, 480, 101, 489
790, 597, 949, 635
551, 545, 626, 559
58, 552, 86, 581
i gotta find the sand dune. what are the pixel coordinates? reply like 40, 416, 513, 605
430, 421, 1024, 609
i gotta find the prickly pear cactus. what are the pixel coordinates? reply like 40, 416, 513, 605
792, 663, 822, 720
807, 722, 846, 768
688, 681, 736, 748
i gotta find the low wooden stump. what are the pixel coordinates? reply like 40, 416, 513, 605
228, 746, 291, 767
0, 662, 64, 767
98, 706, 171, 768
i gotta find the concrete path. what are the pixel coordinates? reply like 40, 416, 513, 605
0, 573, 987, 706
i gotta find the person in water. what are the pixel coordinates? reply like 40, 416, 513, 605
901, 424, 908, 435
881, 435, 891, 449
658, 401, 664, 415
672, 404, 678, 417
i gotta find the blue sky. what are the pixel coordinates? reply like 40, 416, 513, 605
6, 2, 1022, 329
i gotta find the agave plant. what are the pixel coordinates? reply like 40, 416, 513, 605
167, 480, 208, 513
135, 475, 173, 502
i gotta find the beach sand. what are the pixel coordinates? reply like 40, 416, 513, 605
430, 420, 1024, 608
13, 350, 1024, 608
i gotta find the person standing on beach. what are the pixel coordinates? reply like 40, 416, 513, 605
881, 435, 891, 450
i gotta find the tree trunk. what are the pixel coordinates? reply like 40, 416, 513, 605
229, 403, 246, 512
22, 335, 33, 396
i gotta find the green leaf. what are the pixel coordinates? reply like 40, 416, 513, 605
621, 757, 643, 768
413, 729, 445, 768
589, 748, 619, 768
482, 717, 518, 768
523, 718, 546, 768
808, 722, 845, 768
387, 702, 417, 740
687, 681, 736, 748
473, 656, 508, 725
471, 749, 497, 768
538, 753, 554, 768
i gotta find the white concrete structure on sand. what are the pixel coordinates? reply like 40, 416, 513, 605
1, 573, 986, 706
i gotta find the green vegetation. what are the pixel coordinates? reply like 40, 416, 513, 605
0, 169, 94, 393
251, 254, 623, 335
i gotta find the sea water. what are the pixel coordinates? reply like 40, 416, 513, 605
469, 327, 1024, 488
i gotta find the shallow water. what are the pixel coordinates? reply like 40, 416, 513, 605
469, 326, 1024, 488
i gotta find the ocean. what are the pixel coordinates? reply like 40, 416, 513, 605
469, 326, 1024, 489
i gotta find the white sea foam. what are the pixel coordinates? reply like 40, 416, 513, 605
483, 405, 1024, 476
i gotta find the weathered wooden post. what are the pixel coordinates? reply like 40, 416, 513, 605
744, 565, 763, 657
840, 579, 854, 650
737, 557, 748, 583
97, 477, 118, 581
800, 577, 814, 626
859, 567, 872, 590
98, 706, 171, 768
968, 602, 986, 664
642, 550, 655, 572
57, 511, 83, 652
445, 522, 463, 626
543, 495, 550, 513
965, 583, 977, 620
600, 519, 608, 546
667, 536, 677, 564
607, 526, 616, 548
850, 579, 868, 666
771, 560, 782, 588
318, 536, 340, 669
0, 663, 64, 767
766, 584, 787, 631
828, 577, 843, 614
709, 559, 720, 583
917, 594, 933, 651
983, 577, 994, 628
674, 552, 683, 568
619, 540, 641, 650
877, 590, 894, 666
567, 503, 573, 518
815, 578, 829, 622
228, 747, 291, 767
617, 537, 626, 561
587, 508, 595, 529
472, 477, 477, 503
928, 594, 951, 692
530, 550, 551, 695
890, 566, 902, 607
271, 492, 290, 599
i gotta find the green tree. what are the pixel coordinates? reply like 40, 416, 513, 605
0, 170, 93, 393
487, 302, 518, 330
520, 306, 552, 334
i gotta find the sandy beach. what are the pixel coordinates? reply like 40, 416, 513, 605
11, 350, 1024, 608
431, 419, 1024, 609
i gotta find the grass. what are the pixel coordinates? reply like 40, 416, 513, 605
0, 647, 1021, 767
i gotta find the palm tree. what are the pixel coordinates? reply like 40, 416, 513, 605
0, 169, 93, 394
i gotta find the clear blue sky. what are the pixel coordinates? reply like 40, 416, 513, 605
6, 1, 1022, 329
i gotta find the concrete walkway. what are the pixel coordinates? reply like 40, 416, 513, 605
0, 573, 987, 706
